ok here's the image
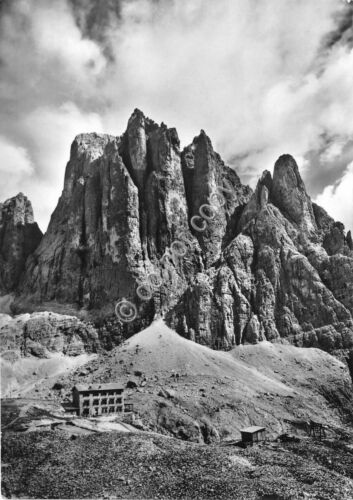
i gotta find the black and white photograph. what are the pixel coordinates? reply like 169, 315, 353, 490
1, 0, 353, 499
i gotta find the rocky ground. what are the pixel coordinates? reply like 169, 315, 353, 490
19, 319, 352, 442
1, 104, 353, 500
2, 320, 353, 499
2, 428, 353, 499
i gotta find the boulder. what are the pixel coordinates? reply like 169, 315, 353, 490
199, 418, 220, 444
244, 315, 264, 344
126, 380, 138, 389
158, 387, 175, 399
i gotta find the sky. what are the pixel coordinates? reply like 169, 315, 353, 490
0, 0, 352, 232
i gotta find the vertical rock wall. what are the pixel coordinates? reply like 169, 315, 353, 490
0, 193, 42, 293
0, 110, 351, 353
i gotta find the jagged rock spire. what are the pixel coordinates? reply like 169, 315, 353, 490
0, 193, 42, 293
271, 154, 317, 233
2, 113, 351, 354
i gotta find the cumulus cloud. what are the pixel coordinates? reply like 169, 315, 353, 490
0, 103, 104, 231
19, 103, 104, 230
89, 0, 353, 200
0, 0, 352, 231
103, 1, 336, 137
315, 162, 353, 231
238, 42, 353, 184
0, 136, 34, 200
0, 0, 106, 230
0, 0, 106, 114
20, 103, 104, 181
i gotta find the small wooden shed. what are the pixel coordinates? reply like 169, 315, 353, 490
240, 426, 266, 444
308, 420, 326, 439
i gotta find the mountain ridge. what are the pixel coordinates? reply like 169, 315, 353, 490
0, 109, 352, 355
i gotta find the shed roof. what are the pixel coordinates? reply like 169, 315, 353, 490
240, 426, 265, 434
73, 383, 124, 392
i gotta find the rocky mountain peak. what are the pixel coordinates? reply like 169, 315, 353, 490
0, 193, 42, 293
188, 130, 215, 157
0, 192, 35, 225
132, 107, 145, 118
1, 110, 352, 356
253, 170, 272, 208
70, 133, 116, 162
258, 169, 272, 189
273, 154, 305, 189
271, 154, 317, 233
127, 108, 159, 135
196, 129, 210, 143
122, 108, 181, 189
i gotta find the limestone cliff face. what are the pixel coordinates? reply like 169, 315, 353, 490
271, 155, 317, 234
181, 131, 252, 267
19, 133, 143, 313
167, 154, 353, 352
17, 113, 202, 329
0, 193, 42, 293
2, 110, 352, 354
0, 312, 99, 358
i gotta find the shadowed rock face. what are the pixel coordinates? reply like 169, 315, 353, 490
0, 193, 42, 293
181, 131, 251, 268
1, 110, 352, 353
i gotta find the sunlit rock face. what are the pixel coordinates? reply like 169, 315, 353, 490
0, 311, 99, 358
1, 110, 352, 353
18, 133, 143, 313
15, 112, 201, 331
271, 154, 317, 234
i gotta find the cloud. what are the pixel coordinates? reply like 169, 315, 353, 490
19, 102, 104, 231
324, 2, 353, 49
0, 104, 104, 231
0, 136, 33, 176
0, 136, 34, 201
0, 0, 107, 118
97, 0, 353, 194
21, 102, 104, 181
315, 162, 353, 232
237, 42, 353, 183
0, 0, 106, 231
21, 103, 104, 233
304, 138, 353, 197
101, 0, 341, 149
0, 0, 352, 231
